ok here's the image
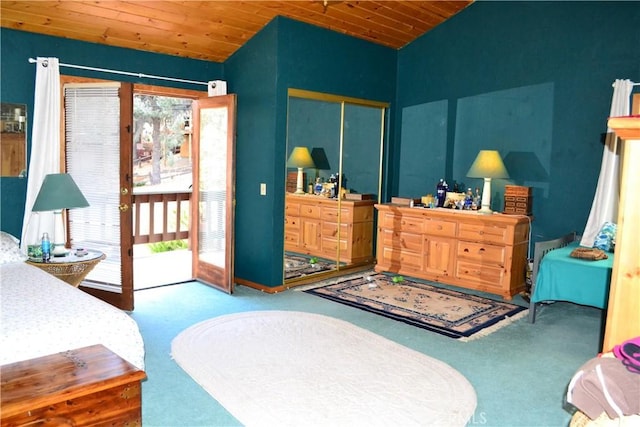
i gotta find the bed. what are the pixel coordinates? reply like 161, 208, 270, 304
0, 232, 145, 370
529, 232, 614, 323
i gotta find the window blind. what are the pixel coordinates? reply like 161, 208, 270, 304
65, 84, 122, 289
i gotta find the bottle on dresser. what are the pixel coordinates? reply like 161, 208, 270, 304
436, 179, 449, 207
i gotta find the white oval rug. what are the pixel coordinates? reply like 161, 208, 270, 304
171, 311, 477, 427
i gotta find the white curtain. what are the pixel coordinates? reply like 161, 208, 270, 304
580, 79, 633, 247
20, 57, 61, 253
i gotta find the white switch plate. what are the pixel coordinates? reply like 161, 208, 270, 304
260, 183, 267, 195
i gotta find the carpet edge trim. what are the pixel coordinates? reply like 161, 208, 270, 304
457, 308, 529, 342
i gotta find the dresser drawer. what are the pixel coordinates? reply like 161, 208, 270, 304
456, 241, 506, 265
285, 215, 300, 230
284, 230, 300, 246
299, 204, 321, 219
424, 219, 456, 237
455, 260, 505, 286
285, 202, 300, 216
380, 213, 424, 233
321, 221, 349, 239
284, 216, 300, 247
380, 246, 423, 271
321, 237, 348, 254
322, 206, 352, 222
458, 222, 509, 245
379, 229, 423, 252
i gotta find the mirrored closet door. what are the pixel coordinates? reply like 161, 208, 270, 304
284, 89, 388, 285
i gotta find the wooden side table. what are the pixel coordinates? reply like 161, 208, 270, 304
26, 249, 105, 287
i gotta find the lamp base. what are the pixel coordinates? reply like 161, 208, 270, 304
294, 167, 305, 194
477, 207, 493, 215
477, 177, 493, 215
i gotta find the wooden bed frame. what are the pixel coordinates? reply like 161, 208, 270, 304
528, 232, 578, 323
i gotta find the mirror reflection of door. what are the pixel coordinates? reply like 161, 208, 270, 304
0, 102, 27, 177
192, 94, 237, 293
284, 89, 388, 285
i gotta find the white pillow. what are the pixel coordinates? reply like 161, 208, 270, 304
0, 231, 28, 264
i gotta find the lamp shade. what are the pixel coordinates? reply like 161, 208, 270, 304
466, 150, 510, 179
32, 173, 90, 212
286, 147, 315, 169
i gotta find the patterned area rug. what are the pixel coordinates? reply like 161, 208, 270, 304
304, 272, 528, 341
284, 253, 336, 279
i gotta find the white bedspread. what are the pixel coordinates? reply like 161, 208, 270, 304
0, 262, 145, 369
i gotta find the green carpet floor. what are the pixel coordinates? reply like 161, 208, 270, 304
131, 281, 602, 426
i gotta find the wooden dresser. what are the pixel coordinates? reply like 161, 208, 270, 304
285, 193, 375, 264
375, 204, 530, 299
1, 344, 146, 426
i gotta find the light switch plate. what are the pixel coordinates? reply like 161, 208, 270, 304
260, 183, 267, 195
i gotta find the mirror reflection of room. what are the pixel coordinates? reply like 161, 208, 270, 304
283, 89, 387, 284
0, 103, 27, 177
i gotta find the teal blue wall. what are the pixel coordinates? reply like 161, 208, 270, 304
0, 28, 221, 239
223, 20, 281, 286
394, 1, 640, 242
225, 17, 396, 286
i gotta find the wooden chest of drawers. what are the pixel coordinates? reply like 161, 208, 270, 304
285, 193, 375, 264
375, 204, 530, 299
1, 344, 146, 426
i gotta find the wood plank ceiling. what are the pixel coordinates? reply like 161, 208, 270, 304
1, 1, 473, 62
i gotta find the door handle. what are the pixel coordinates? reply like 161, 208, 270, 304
121, 188, 129, 195
119, 204, 129, 212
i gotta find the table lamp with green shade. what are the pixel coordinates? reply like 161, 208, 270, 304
287, 146, 315, 194
31, 173, 89, 256
466, 150, 509, 214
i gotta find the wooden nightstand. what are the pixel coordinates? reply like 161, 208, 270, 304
26, 249, 105, 287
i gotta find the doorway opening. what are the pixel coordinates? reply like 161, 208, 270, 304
132, 93, 194, 290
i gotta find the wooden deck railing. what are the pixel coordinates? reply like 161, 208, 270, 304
132, 191, 191, 244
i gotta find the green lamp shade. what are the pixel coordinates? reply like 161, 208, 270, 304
466, 150, 510, 179
287, 147, 315, 169
32, 173, 90, 212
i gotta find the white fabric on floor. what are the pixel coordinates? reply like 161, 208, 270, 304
171, 311, 477, 427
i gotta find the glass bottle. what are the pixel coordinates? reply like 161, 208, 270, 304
436, 179, 445, 207
41, 232, 51, 263
464, 188, 473, 209
314, 177, 323, 195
